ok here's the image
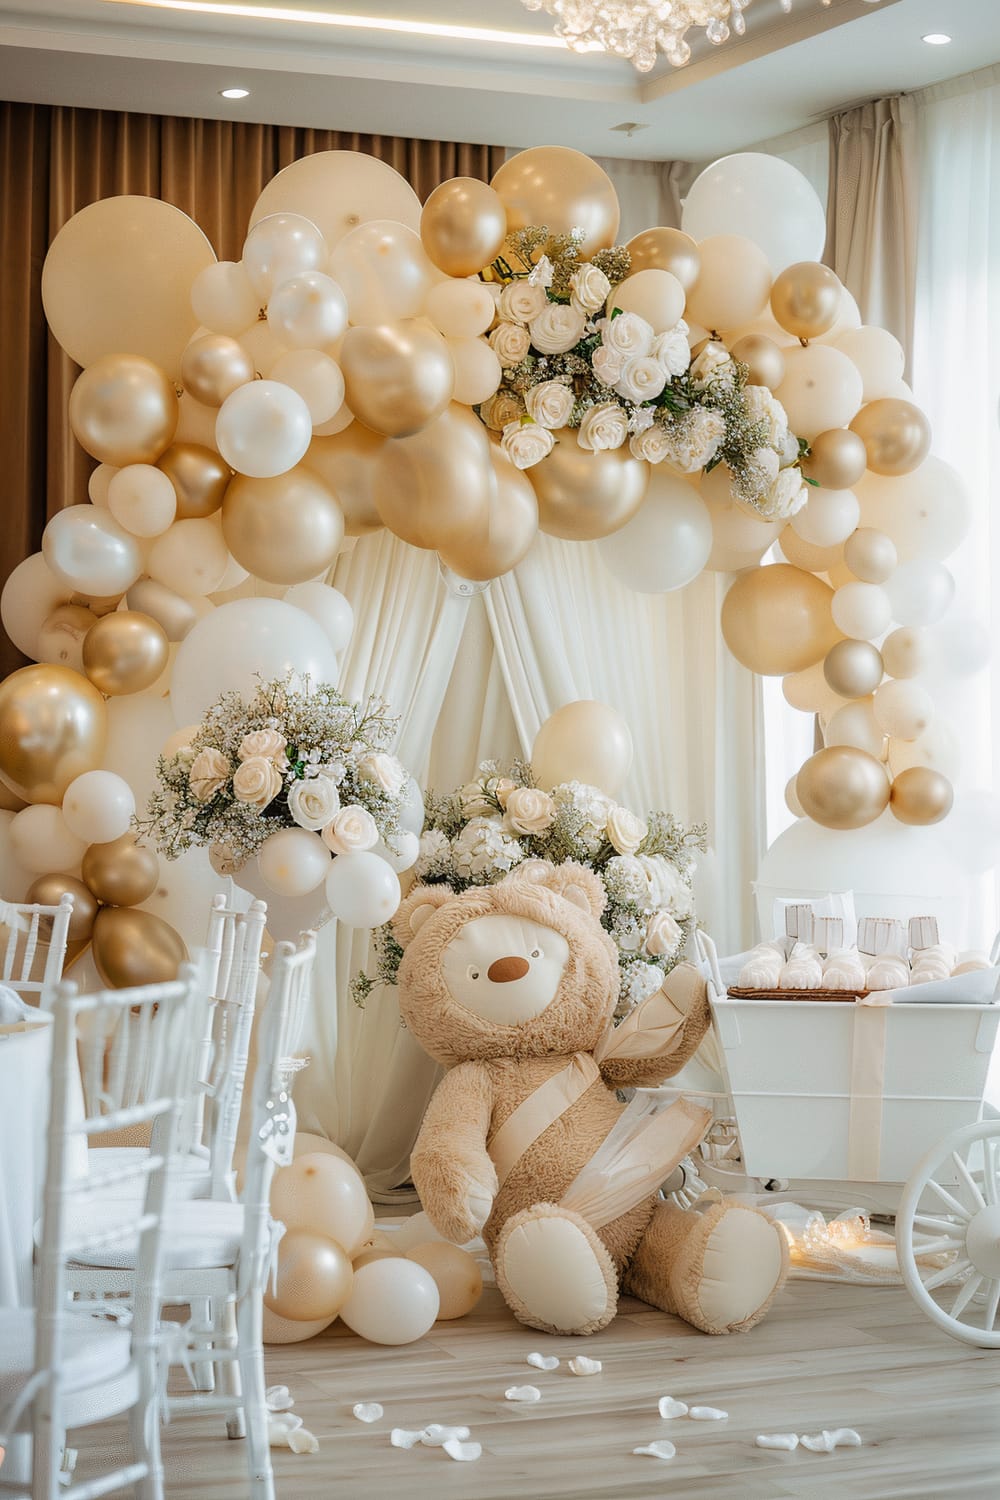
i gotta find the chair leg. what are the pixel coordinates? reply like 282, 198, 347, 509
129, 1355, 165, 1500
218, 1296, 246, 1440
236, 1289, 274, 1500
189, 1297, 216, 1392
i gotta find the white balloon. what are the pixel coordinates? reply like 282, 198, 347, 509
283, 582, 353, 653
824, 698, 885, 759
242, 213, 328, 300
191, 260, 260, 336
266, 272, 348, 349
424, 279, 495, 338
446, 336, 502, 407
1, 553, 71, 659
881, 626, 930, 680
885, 559, 955, 626
10, 804, 87, 875
375, 830, 420, 873
887, 720, 962, 781
339, 1257, 439, 1345
681, 152, 827, 273
107, 464, 177, 537
855, 458, 970, 562
834, 326, 906, 402
103, 692, 176, 808
269, 350, 345, 426
329, 220, 438, 326
258, 827, 331, 897
216, 381, 313, 479
831, 581, 892, 640
325, 850, 401, 928
790, 487, 860, 548
147, 517, 230, 597
88, 464, 118, 507
925, 615, 991, 679
597, 471, 712, 593
398, 777, 425, 836
61, 770, 136, 845
775, 346, 864, 441
873, 679, 935, 741
41, 506, 142, 596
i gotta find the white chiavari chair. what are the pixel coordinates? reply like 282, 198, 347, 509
0, 895, 74, 1013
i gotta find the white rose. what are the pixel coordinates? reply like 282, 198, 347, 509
231, 755, 282, 811
481, 391, 525, 432
745, 384, 792, 449
666, 409, 726, 474
287, 776, 341, 832
637, 855, 694, 917
188, 747, 230, 802
503, 786, 556, 836
459, 781, 494, 819
645, 909, 683, 958
577, 402, 629, 453
592, 344, 625, 388
748, 446, 780, 490
501, 419, 555, 470
524, 380, 574, 430
499, 280, 549, 325
322, 804, 379, 854
529, 302, 587, 356
238, 728, 287, 763
690, 341, 735, 387
602, 311, 654, 359
629, 424, 672, 464
606, 805, 648, 855
489, 321, 531, 368
358, 751, 407, 798
614, 355, 668, 404
494, 777, 517, 809
569, 262, 612, 314
650, 324, 690, 378
778, 427, 800, 467
762, 467, 809, 520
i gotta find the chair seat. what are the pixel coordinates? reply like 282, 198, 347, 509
0, 1309, 132, 1424
67, 1200, 246, 1272
86, 1146, 214, 1202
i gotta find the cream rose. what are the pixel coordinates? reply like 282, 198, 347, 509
503, 786, 556, 836
525, 380, 574, 430
690, 341, 735, 387
592, 343, 625, 388
601, 311, 654, 360
358, 751, 408, 798
459, 781, 494, 819
629, 424, 672, 464
577, 402, 629, 452
481, 391, 525, 432
237, 728, 287, 763
606, 805, 648, 855
287, 775, 341, 832
570, 262, 612, 314
763, 467, 809, 520
489, 321, 531, 368
645, 909, 683, 958
493, 777, 517, 809
748, 446, 780, 490
231, 755, 282, 811
529, 303, 587, 356
189, 747, 230, 802
651, 325, 690, 379
501, 419, 555, 470
322, 804, 379, 855
667, 409, 726, 473
499, 280, 549, 325
615, 355, 668, 404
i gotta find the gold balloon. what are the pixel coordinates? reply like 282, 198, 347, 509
302, 425, 385, 536
491, 147, 620, 259
0, 782, 26, 812
157, 443, 232, 519
92, 906, 187, 988
263, 1230, 354, 1322
420, 177, 508, 277
180, 334, 254, 408
729, 334, 786, 392
527, 427, 649, 542
801, 427, 868, 490
0, 665, 107, 805
82, 611, 169, 696
82, 833, 160, 907
721, 565, 840, 676
797, 746, 890, 830
340, 320, 454, 439
222, 467, 345, 584
850, 399, 932, 477
69, 354, 179, 467
890, 766, 954, 826
438, 446, 539, 580
405, 1241, 483, 1320
823, 639, 884, 699
373, 403, 493, 550
625, 227, 701, 291
770, 261, 843, 340
36, 604, 99, 674
26, 873, 99, 943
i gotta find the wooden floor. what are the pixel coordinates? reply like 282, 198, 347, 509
82, 1274, 1000, 1499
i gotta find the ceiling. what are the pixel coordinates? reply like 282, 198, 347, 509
0, 0, 995, 160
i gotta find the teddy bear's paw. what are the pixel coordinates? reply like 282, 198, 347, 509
672, 1204, 787, 1335
494, 1204, 618, 1336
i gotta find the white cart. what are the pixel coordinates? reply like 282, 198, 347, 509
676, 931, 1000, 1348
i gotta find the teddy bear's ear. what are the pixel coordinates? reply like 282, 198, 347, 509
392, 884, 453, 949
508, 860, 606, 920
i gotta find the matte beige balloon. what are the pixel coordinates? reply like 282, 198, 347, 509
81, 833, 160, 907
700, 464, 783, 571
303, 426, 385, 536
528, 427, 649, 541
92, 906, 188, 988
222, 467, 345, 585
0, 665, 107, 805
843, 526, 898, 584
263, 1230, 354, 1323
625, 227, 701, 290
36, 604, 98, 674
721, 565, 840, 676
405, 1242, 483, 1320
850, 398, 932, 476
82, 611, 169, 696
729, 334, 786, 392
532, 700, 633, 794
180, 334, 254, 408
490, 147, 620, 259
374, 403, 493, 550
69, 355, 178, 467
823, 638, 884, 699
249, 150, 421, 249
796, 746, 891, 830
770, 261, 843, 340
26, 872, 99, 943
420, 176, 508, 277
340, 321, 454, 439
125, 579, 202, 642
890, 766, 954, 826
777, 525, 845, 575
156, 443, 231, 519
438, 446, 538, 581
801, 427, 869, 490
41, 194, 215, 377
685, 235, 772, 333
269, 1153, 374, 1260
262, 1307, 335, 1345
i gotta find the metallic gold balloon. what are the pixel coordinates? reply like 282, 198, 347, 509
420, 177, 508, 277
340, 321, 454, 439
82, 611, 169, 696
125, 579, 201, 642
0, 665, 107, 805
82, 833, 160, 907
222, 467, 345, 584
796, 746, 891, 830
157, 442, 232, 519
36, 604, 99, 674
438, 446, 539, 581
263, 1229, 354, 1322
180, 334, 254, 408
801, 427, 868, 490
26, 873, 99, 943
373, 404, 492, 549
770, 261, 843, 340
491, 147, 620, 259
302, 426, 385, 536
823, 638, 884, 699
527, 427, 649, 541
68, 354, 179, 466
92, 906, 187, 989
625, 227, 701, 291
889, 766, 954, 826
850, 398, 931, 477
729, 334, 786, 392
721, 565, 840, 676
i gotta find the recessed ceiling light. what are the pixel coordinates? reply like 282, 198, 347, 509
220, 87, 250, 98
922, 33, 952, 46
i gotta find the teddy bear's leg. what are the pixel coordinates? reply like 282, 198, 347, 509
493, 1202, 619, 1336
622, 1199, 787, 1335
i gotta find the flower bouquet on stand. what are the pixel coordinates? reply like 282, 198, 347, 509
138, 676, 422, 939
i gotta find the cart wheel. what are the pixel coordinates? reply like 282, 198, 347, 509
897, 1119, 1000, 1348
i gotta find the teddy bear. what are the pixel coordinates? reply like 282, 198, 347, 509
394, 862, 787, 1338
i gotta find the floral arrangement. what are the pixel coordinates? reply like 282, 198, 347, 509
353, 758, 706, 1017
478, 226, 809, 522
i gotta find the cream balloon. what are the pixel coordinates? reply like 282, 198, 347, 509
843, 527, 898, 584
340, 321, 454, 439
283, 582, 354, 653
69, 355, 179, 467
325, 852, 400, 928
681, 153, 826, 273
854, 458, 969, 562
721, 565, 839, 675
330, 220, 438, 326
125, 579, 202, 642
88, 465, 118, 507
405, 1242, 483, 1320
174, 391, 224, 449
834, 326, 906, 402
790, 488, 860, 549
241, 212, 327, 300
10, 804, 87, 875
785, 775, 805, 819
608, 269, 685, 333
420, 177, 507, 277
36, 604, 97, 674
873, 679, 935, 741
887, 721, 961, 781
686, 235, 772, 332
782, 661, 846, 717
41, 506, 141, 598
147, 518, 230, 597
266, 271, 349, 349
269, 350, 345, 426
881, 626, 929, 680
699, 465, 782, 571
796, 746, 890, 831
157, 443, 231, 519
885, 559, 955, 627
437, 445, 538, 582
250, 151, 421, 250
269, 1153, 374, 1259
237, 319, 290, 378
490, 147, 619, 259
339, 1258, 440, 1346
824, 698, 885, 759
264, 1230, 354, 1323
106, 464, 177, 537
823, 639, 884, 699
61, 770, 135, 845
1, 554, 74, 660
532, 701, 633, 794
446, 336, 502, 407
777, 526, 844, 575
598, 470, 712, 593
776, 345, 864, 441
373, 403, 492, 550
424, 279, 496, 339
528, 427, 649, 542
215, 380, 313, 479
222, 467, 344, 585
258, 828, 331, 897
83, 610, 170, 696
303, 425, 385, 537
831, 580, 893, 640
625, 227, 701, 290
191, 260, 260, 336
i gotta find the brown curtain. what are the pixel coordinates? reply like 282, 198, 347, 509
0, 101, 505, 677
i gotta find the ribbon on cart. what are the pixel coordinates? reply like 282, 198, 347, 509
846, 1004, 888, 1180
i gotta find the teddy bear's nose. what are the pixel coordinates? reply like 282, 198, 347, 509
487, 955, 530, 983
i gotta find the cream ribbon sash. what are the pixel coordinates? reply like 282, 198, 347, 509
847, 1003, 888, 1180
487, 1053, 600, 1189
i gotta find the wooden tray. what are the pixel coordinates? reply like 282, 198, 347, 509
727, 986, 869, 1003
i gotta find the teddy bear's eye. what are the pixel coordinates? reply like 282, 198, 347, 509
530, 948, 542, 959
468, 966, 480, 981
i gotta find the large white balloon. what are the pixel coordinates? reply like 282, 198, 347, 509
241, 213, 327, 300
41, 506, 142, 596
329, 220, 438, 326
855, 458, 970, 562
597, 471, 712, 592
283, 582, 354, 653
103, 692, 176, 809
216, 381, 313, 479
681, 153, 827, 273
61, 770, 135, 845
885, 560, 955, 627
258, 827, 331, 897
1, 553, 71, 660
790, 487, 860, 549
249, 151, 422, 250
325, 851, 401, 928
267, 272, 348, 350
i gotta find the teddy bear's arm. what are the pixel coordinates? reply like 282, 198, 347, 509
410, 1060, 498, 1246
595, 964, 712, 1090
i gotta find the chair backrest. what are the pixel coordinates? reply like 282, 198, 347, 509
1, 893, 74, 1010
